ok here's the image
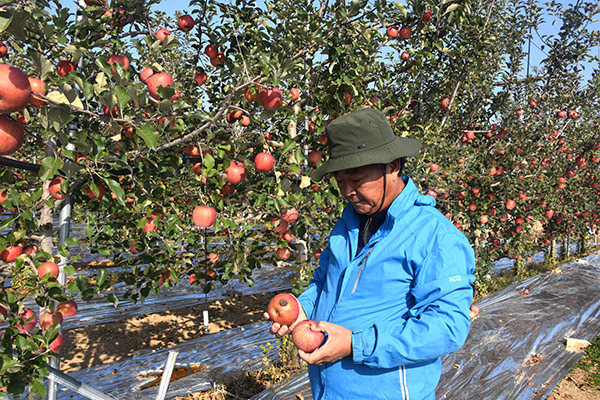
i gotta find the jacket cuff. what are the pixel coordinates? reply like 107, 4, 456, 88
352, 325, 376, 364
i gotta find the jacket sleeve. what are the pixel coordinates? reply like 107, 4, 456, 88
297, 245, 331, 319
352, 230, 475, 368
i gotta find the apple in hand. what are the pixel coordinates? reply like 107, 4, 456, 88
267, 293, 299, 326
292, 319, 325, 353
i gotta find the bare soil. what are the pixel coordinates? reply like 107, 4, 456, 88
59, 292, 598, 399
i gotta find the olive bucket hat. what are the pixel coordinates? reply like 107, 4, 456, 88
311, 108, 422, 181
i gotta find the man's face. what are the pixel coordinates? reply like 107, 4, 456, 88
333, 164, 385, 215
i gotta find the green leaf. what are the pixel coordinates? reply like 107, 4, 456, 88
96, 268, 107, 286
0, 358, 20, 375
0, 217, 14, 231
29, 376, 47, 397
106, 293, 118, 306
40, 157, 61, 181
0, 10, 13, 33
444, 3, 460, 15
64, 264, 75, 275
106, 178, 125, 205
114, 86, 131, 110
204, 153, 215, 170
392, 2, 407, 19
139, 124, 159, 149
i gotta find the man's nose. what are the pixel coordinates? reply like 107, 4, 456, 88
338, 181, 355, 198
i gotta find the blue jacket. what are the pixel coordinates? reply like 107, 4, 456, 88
298, 177, 475, 400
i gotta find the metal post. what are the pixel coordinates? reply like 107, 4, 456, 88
155, 351, 179, 400
47, 365, 116, 400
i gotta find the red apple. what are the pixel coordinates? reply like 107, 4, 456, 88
38, 261, 59, 281
48, 333, 63, 352
289, 87, 300, 101
28, 77, 46, 107
399, 26, 412, 40
156, 27, 170, 43
292, 319, 325, 353
0, 64, 31, 113
281, 207, 299, 223
281, 229, 295, 242
193, 205, 217, 227
145, 72, 174, 100
57, 60, 76, 77
342, 89, 352, 106
557, 110, 566, 118
86, 183, 106, 200
506, 199, 516, 210
39, 309, 63, 330
177, 15, 195, 32
142, 211, 162, 233
57, 300, 78, 318
194, 71, 207, 85
22, 244, 37, 255
0, 41, 7, 58
308, 151, 322, 167
210, 52, 226, 67
225, 161, 247, 184
189, 273, 198, 284
259, 87, 283, 110
421, 10, 433, 23
273, 218, 289, 234
204, 44, 218, 58
546, 209, 554, 219
108, 54, 130, 73
401, 51, 410, 61
267, 293, 299, 326
0, 304, 7, 320
140, 67, 154, 82
0, 116, 24, 156
386, 26, 398, 38
276, 247, 291, 260
208, 253, 219, 264
1, 245, 22, 262
49, 177, 67, 200
15, 307, 36, 334
441, 97, 450, 110
255, 152, 274, 173
429, 163, 439, 172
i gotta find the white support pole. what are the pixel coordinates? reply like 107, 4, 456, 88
155, 351, 179, 400
47, 366, 117, 400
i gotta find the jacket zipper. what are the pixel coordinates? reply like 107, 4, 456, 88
351, 248, 373, 293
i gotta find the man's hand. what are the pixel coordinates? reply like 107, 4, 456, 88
298, 321, 352, 365
263, 297, 307, 337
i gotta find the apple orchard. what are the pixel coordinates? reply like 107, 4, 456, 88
0, 0, 599, 396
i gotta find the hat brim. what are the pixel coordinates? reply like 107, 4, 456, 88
311, 137, 422, 181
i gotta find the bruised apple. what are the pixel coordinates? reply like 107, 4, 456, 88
267, 293, 299, 326
292, 319, 325, 353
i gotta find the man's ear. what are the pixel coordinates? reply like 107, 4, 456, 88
388, 159, 402, 176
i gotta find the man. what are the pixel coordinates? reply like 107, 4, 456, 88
266, 108, 475, 399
